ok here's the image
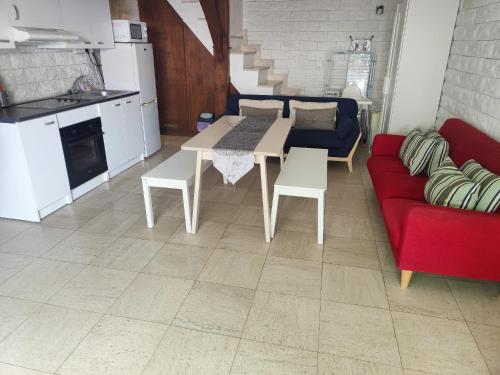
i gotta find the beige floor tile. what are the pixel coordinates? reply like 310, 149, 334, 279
281, 196, 318, 212
216, 224, 269, 255
109, 273, 193, 325
142, 243, 213, 279
384, 272, 463, 320
269, 230, 323, 262
319, 301, 400, 366
41, 205, 104, 230
142, 326, 238, 375
377, 241, 398, 273
0, 363, 49, 375
162, 199, 240, 224
322, 264, 388, 309
0, 304, 100, 373
323, 237, 380, 269
124, 215, 183, 242
274, 208, 318, 235
325, 198, 370, 216
91, 238, 163, 272
326, 183, 367, 200
469, 323, 500, 375
198, 249, 265, 289
0, 296, 40, 340
0, 226, 72, 257
231, 339, 317, 375
392, 311, 489, 374
49, 265, 136, 313
0, 220, 32, 245
233, 205, 264, 228
0, 253, 34, 284
80, 210, 140, 236
448, 279, 500, 326
243, 291, 320, 351
58, 315, 166, 375
258, 256, 322, 298
169, 220, 227, 248
204, 185, 250, 205
0, 259, 84, 302
372, 221, 389, 242
111, 193, 161, 214
324, 213, 374, 240
318, 353, 404, 375
402, 370, 437, 375
173, 281, 253, 337
74, 189, 127, 210
41, 231, 116, 264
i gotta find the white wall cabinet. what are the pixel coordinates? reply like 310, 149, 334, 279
0, 114, 71, 222
99, 94, 145, 176
5, 0, 62, 29
59, 0, 114, 49
0, 0, 14, 48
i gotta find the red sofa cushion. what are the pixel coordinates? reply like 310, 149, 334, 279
440, 118, 500, 174
368, 156, 427, 202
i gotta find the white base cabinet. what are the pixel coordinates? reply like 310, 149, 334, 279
99, 94, 145, 176
0, 114, 71, 222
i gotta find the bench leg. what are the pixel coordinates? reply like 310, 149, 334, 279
142, 179, 154, 228
279, 151, 284, 170
270, 189, 280, 238
317, 192, 325, 244
347, 159, 353, 173
191, 151, 203, 234
259, 155, 271, 243
223, 176, 228, 185
181, 184, 192, 234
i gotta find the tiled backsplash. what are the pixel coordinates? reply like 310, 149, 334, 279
0, 46, 101, 104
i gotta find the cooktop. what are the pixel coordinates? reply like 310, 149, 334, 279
15, 98, 88, 110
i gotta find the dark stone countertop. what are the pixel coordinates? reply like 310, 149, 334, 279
0, 90, 140, 124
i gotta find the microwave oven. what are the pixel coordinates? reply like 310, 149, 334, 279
112, 20, 148, 43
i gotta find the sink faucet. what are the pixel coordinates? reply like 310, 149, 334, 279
70, 75, 93, 94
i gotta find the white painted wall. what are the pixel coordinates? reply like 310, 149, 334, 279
243, 0, 398, 99
230, 0, 244, 50
436, 0, 500, 141
0, 46, 100, 103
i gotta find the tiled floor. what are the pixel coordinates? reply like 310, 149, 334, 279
0, 139, 499, 375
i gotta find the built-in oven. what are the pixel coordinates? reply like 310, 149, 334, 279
60, 118, 108, 189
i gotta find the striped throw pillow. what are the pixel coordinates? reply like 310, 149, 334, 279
425, 137, 449, 176
461, 160, 500, 213
399, 129, 438, 176
422, 129, 441, 139
424, 158, 481, 210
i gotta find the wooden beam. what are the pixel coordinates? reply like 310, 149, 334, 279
199, 0, 224, 59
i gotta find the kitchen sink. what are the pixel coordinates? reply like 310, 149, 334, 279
56, 90, 128, 101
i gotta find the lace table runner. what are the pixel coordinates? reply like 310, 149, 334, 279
213, 117, 274, 184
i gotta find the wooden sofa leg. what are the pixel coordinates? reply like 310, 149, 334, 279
347, 159, 353, 173
400, 270, 413, 288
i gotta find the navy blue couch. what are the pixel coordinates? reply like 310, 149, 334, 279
225, 94, 360, 158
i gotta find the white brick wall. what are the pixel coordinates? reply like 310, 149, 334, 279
243, 0, 398, 99
436, 0, 500, 141
0, 46, 100, 104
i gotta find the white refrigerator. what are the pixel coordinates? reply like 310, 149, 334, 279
101, 43, 162, 157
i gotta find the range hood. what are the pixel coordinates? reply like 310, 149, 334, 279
11, 26, 81, 43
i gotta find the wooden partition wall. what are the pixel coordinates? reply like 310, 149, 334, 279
138, 0, 232, 136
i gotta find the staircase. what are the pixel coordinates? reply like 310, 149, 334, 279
167, 0, 301, 95
230, 41, 301, 95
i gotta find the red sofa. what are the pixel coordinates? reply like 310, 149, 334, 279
367, 118, 500, 288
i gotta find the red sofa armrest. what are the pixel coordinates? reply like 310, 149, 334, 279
372, 134, 406, 157
396, 200, 500, 281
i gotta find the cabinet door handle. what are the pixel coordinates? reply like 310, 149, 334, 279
0, 39, 10, 43
44, 121, 55, 126
114, 103, 121, 107
124, 100, 132, 104
97, 41, 104, 45
12, 5, 19, 20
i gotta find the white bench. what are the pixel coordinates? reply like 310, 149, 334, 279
141, 150, 210, 233
270, 147, 328, 244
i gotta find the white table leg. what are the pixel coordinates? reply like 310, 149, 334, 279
191, 151, 203, 234
270, 189, 280, 238
259, 155, 271, 243
317, 191, 325, 245
181, 183, 192, 234
279, 151, 284, 170
223, 176, 228, 184
142, 179, 154, 228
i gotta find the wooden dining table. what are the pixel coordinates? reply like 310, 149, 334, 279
181, 115, 293, 242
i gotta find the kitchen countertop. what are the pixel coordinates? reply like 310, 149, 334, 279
0, 90, 140, 124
